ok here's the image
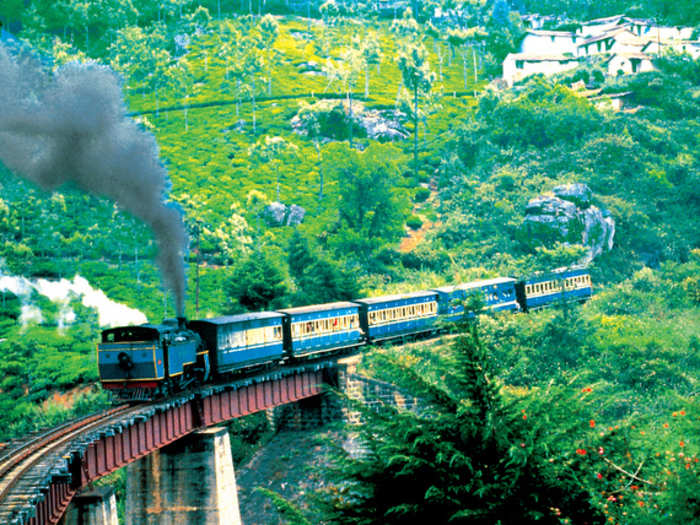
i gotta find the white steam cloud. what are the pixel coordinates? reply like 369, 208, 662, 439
0, 273, 147, 327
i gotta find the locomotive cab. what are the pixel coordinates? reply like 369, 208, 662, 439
98, 321, 205, 399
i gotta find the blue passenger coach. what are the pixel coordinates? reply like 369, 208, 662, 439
432, 277, 519, 321
354, 291, 439, 343
278, 302, 363, 357
188, 312, 285, 374
520, 267, 593, 311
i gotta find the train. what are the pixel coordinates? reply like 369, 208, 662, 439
97, 267, 593, 400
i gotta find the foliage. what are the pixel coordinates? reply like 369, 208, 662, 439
288, 231, 360, 305
325, 142, 411, 258
225, 248, 289, 312
319, 323, 603, 524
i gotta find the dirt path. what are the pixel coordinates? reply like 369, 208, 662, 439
399, 183, 440, 253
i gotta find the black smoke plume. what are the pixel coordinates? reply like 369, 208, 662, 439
0, 45, 188, 316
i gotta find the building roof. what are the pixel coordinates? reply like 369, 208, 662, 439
506, 52, 580, 62
191, 312, 284, 325
277, 301, 359, 315
604, 52, 651, 63
526, 29, 576, 38
353, 290, 437, 305
583, 14, 625, 25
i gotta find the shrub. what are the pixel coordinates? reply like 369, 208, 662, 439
406, 215, 423, 230
413, 187, 431, 203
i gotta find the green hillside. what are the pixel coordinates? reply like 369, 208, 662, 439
0, 1, 698, 521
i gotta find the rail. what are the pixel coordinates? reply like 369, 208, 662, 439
0, 404, 137, 523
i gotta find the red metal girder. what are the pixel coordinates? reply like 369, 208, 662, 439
273, 379, 282, 405
239, 387, 250, 416
280, 376, 291, 403
158, 413, 168, 446
176, 405, 184, 435
86, 443, 97, 480
115, 431, 124, 468
185, 401, 194, 430
262, 381, 270, 407
105, 435, 115, 474
146, 418, 155, 452
167, 409, 174, 442
138, 421, 147, 457
230, 389, 240, 417
296, 373, 304, 398
157, 411, 164, 443
212, 393, 222, 423
221, 391, 231, 420
255, 385, 264, 412
202, 396, 212, 427
129, 423, 138, 460
95, 439, 106, 477
155, 412, 164, 446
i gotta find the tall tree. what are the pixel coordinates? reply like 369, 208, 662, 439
171, 56, 195, 131
327, 143, 410, 253
225, 249, 288, 312
248, 136, 299, 202
398, 42, 435, 180
258, 14, 280, 96
360, 32, 382, 98
324, 41, 363, 148
295, 101, 325, 201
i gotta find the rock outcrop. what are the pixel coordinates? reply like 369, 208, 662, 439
291, 100, 409, 142
263, 202, 306, 227
523, 183, 614, 262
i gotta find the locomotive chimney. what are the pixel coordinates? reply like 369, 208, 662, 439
177, 316, 187, 330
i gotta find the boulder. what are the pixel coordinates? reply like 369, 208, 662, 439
263, 202, 287, 225
286, 204, 306, 226
262, 202, 305, 227
523, 183, 614, 262
552, 183, 592, 209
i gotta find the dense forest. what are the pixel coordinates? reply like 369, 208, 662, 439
0, 0, 698, 522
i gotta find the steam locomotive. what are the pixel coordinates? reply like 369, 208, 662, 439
97, 267, 592, 400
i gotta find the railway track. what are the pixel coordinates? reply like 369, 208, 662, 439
0, 404, 139, 524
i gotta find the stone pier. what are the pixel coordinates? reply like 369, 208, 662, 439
60, 487, 118, 525
125, 427, 242, 525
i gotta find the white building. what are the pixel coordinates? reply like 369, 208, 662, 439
642, 40, 700, 59
520, 30, 580, 55
576, 28, 648, 57
505, 13, 696, 87
503, 53, 580, 87
578, 15, 626, 36
605, 53, 655, 76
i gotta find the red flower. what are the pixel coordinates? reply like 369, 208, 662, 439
596, 472, 603, 479
522, 414, 527, 420
680, 440, 685, 448
576, 448, 587, 456
598, 447, 605, 455
638, 501, 645, 507
680, 410, 686, 416
589, 420, 596, 428
581, 387, 593, 393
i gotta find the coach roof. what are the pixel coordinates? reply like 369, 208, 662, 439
191, 312, 284, 325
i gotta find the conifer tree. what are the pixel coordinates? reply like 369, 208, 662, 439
320, 321, 604, 524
